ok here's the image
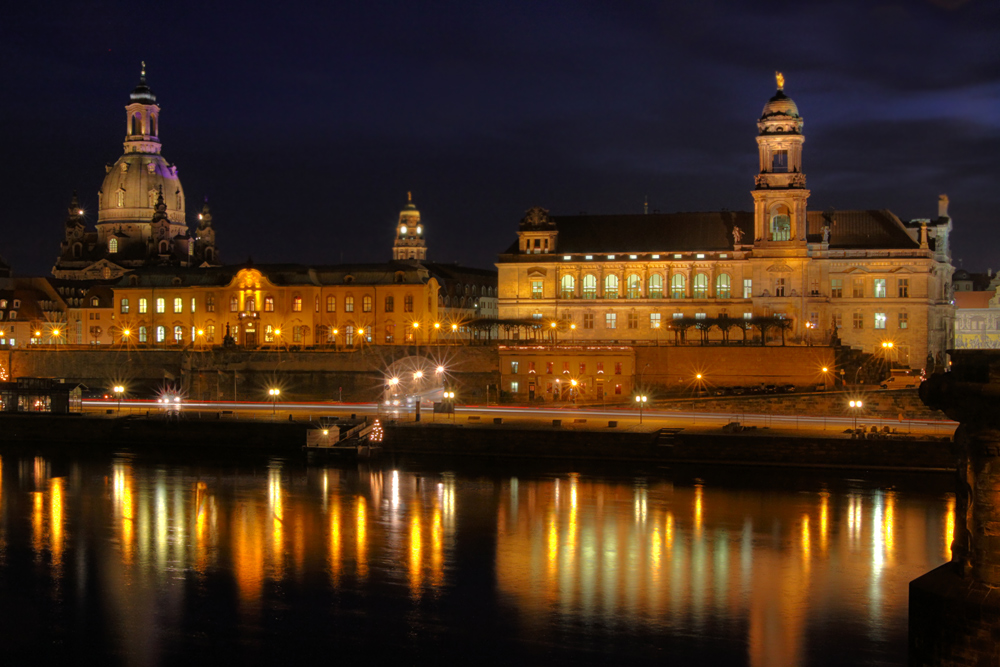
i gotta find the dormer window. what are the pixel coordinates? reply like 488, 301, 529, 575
108, 238, 118, 254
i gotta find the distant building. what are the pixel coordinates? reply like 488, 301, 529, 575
954, 288, 1000, 350
496, 75, 954, 371
952, 269, 995, 292
53, 64, 219, 281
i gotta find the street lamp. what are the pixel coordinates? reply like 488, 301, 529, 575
570, 322, 576, 342
849, 399, 863, 430
268, 387, 281, 416
113, 384, 125, 415
550, 320, 558, 344
635, 394, 648, 424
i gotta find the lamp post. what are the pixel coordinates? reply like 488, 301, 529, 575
550, 320, 558, 345
849, 399, 863, 430
570, 323, 576, 342
570, 378, 578, 403
635, 394, 647, 424
114, 385, 125, 415
269, 387, 280, 416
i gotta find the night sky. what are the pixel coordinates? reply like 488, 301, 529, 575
3, 0, 998, 277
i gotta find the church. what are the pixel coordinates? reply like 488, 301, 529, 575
497, 75, 955, 372
52, 64, 219, 281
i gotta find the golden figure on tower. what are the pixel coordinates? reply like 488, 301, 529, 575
776, 71, 785, 90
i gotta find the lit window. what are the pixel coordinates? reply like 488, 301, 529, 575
743, 312, 752, 320
139, 326, 147, 342
652, 254, 660, 259
874, 279, 887, 298
605, 275, 619, 299
696, 253, 705, 259
898, 312, 908, 329
605, 313, 617, 329
629, 255, 637, 260
671, 274, 686, 299
156, 326, 166, 342
607, 255, 615, 260
770, 204, 791, 241
109, 238, 118, 254
510, 361, 519, 374
292, 296, 303, 312
265, 296, 275, 312
191, 297, 196, 313
363, 295, 373, 312
139, 298, 148, 314
626, 274, 641, 299
695, 312, 707, 320
716, 273, 731, 299
174, 325, 183, 342
531, 281, 543, 299
156, 298, 165, 314
585, 255, 593, 260
265, 325, 274, 343
875, 312, 887, 329
560, 274, 575, 299
173, 297, 182, 313
673, 313, 683, 320
693, 273, 709, 298
743, 279, 752, 299
207, 325, 215, 342
650, 313, 661, 329
582, 275, 597, 299
563, 255, 571, 260
648, 274, 663, 298
673, 254, 682, 259
120, 298, 129, 314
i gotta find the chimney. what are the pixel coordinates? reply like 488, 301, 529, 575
938, 194, 949, 219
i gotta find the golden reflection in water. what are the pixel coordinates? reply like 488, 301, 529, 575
431, 504, 443, 588
666, 512, 674, 553
268, 466, 284, 577
944, 495, 956, 561
694, 484, 703, 536
194, 482, 208, 575
883, 492, 895, 563
873, 492, 884, 571
409, 506, 422, 597
329, 495, 341, 584
31, 491, 43, 558
233, 504, 264, 603
356, 496, 368, 579
801, 514, 811, 574
49, 477, 64, 578
819, 493, 829, 554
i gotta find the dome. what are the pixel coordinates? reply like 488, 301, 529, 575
761, 90, 799, 119
97, 154, 186, 225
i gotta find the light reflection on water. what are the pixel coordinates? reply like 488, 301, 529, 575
0, 452, 955, 665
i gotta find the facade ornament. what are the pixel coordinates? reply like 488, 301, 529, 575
732, 226, 744, 245
822, 225, 831, 244
520, 206, 553, 229
776, 71, 785, 90
790, 172, 807, 188
754, 174, 768, 188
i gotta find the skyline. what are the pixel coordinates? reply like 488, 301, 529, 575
3, 0, 998, 276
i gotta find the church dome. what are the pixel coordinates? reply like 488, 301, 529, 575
97, 154, 186, 225
761, 89, 800, 119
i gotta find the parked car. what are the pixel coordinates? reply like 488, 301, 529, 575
782, 384, 796, 393
764, 384, 777, 394
731, 386, 746, 396
880, 375, 922, 390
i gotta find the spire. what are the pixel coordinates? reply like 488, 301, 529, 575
66, 191, 85, 228
393, 191, 426, 261
151, 185, 169, 223
130, 61, 157, 104
405, 190, 416, 210
198, 198, 213, 228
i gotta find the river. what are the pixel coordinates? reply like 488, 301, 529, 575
0, 449, 954, 665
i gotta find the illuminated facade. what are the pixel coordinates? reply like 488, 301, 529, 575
954, 288, 1000, 350
53, 64, 219, 281
496, 76, 955, 371
498, 345, 635, 401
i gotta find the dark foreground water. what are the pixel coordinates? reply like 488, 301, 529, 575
0, 448, 954, 666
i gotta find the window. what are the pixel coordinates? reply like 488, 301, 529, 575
139, 326, 147, 342
246, 298, 256, 312
831, 279, 843, 298
614, 362, 622, 375
173, 297, 183, 313
293, 326, 303, 343
874, 279, 887, 298
898, 312, 908, 329
155, 298, 165, 313
560, 274, 575, 299
583, 313, 594, 329
716, 274, 731, 299
774, 278, 785, 297
614, 384, 622, 395
531, 281, 543, 299
853, 313, 863, 329
342, 325, 353, 346
362, 295, 372, 312
604, 275, 619, 299
898, 279, 909, 298
546, 362, 554, 375
292, 296, 302, 312
671, 274, 686, 299
265, 325, 275, 343
120, 298, 129, 314
342, 296, 353, 313
206, 295, 215, 312
596, 362, 604, 374
626, 274, 641, 299
833, 313, 842, 329
605, 313, 617, 329
174, 325, 184, 342
772, 149, 788, 173
648, 274, 663, 299
510, 361, 519, 374
627, 313, 638, 329
315, 296, 320, 313
770, 205, 791, 241
207, 325, 215, 342
404, 294, 414, 312
562, 362, 570, 374
579, 363, 586, 375
265, 296, 275, 312
695, 312, 707, 320
511, 381, 519, 393
384, 295, 393, 312
191, 297, 196, 313
109, 238, 118, 254
674, 313, 684, 321
528, 361, 536, 374
156, 326, 166, 342
582, 275, 597, 299
229, 296, 238, 312
853, 278, 864, 298
874, 312, 887, 329
650, 312, 661, 329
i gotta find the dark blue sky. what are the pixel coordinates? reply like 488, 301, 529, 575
2, 0, 998, 275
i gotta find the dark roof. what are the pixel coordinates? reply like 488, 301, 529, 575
422, 262, 498, 284
111, 261, 437, 288
546, 211, 753, 254
806, 210, 919, 249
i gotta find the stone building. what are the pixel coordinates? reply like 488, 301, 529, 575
497, 76, 954, 371
53, 64, 219, 281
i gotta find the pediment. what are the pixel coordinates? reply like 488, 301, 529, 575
227, 268, 277, 291
889, 266, 916, 274
527, 267, 548, 278
765, 263, 793, 273
840, 266, 868, 274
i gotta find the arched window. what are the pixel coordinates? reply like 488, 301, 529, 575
73, 243, 82, 258
345, 325, 355, 346
264, 296, 274, 312
292, 296, 302, 312
173, 325, 184, 343
385, 323, 394, 344
132, 112, 142, 135
91, 297, 100, 307
604, 275, 619, 299
626, 274, 642, 299
230, 296, 239, 312
345, 295, 354, 313
648, 274, 664, 299
582, 275, 597, 299
716, 273, 732, 299
138, 326, 147, 343
560, 274, 575, 299
156, 326, 166, 342
159, 240, 169, 254
205, 248, 214, 262
671, 274, 686, 299
246, 298, 255, 312
693, 273, 709, 298
362, 295, 373, 312
108, 238, 118, 254
769, 204, 791, 241
150, 114, 158, 136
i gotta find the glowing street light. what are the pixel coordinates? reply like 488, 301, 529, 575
849, 399, 864, 430
413, 370, 423, 380
635, 394, 648, 424
268, 387, 281, 415
113, 384, 125, 415
436, 365, 445, 374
